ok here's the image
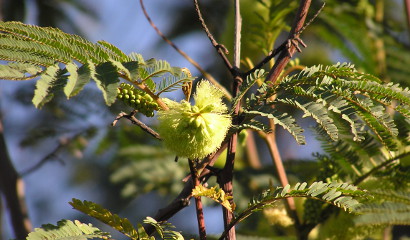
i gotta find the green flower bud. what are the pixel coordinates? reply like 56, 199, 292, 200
157, 80, 231, 159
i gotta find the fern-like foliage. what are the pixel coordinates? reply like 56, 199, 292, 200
70, 198, 141, 239
26, 219, 110, 240
219, 181, 367, 240
355, 190, 410, 226
70, 199, 184, 240
142, 217, 184, 240
0, 21, 195, 108
242, 63, 410, 151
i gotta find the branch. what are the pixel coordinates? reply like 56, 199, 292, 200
406, 0, 410, 39
21, 136, 69, 176
188, 159, 207, 240
260, 123, 300, 230
111, 111, 161, 140
354, 151, 410, 185
139, 0, 232, 100
246, 3, 324, 77
0, 116, 32, 239
144, 143, 227, 235
265, 0, 312, 84
193, 0, 237, 75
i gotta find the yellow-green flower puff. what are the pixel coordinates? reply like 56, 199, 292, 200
157, 80, 231, 159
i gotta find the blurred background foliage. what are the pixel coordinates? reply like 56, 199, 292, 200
0, 0, 409, 239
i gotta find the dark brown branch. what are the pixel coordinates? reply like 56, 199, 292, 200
406, 0, 410, 38
188, 159, 207, 240
246, 2, 324, 77
144, 143, 227, 235
193, 0, 236, 75
111, 111, 161, 140
265, 0, 312, 84
0, 116, 31, 239
139, 0, 232, 100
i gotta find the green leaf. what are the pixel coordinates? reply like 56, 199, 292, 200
26, 219, 110, 240
0, 62, 42, 80
64, 62, 91, 98
32, 64, 66, 108
90, 61, 120, 106
69, 198, 140, 240
155, 73, 195, 95
244, 106, 306, 144
231, 69, 266, 112
97, 40, 131, 62
142, 217, 184, 240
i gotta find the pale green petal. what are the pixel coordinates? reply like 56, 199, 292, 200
194, 80, 227, 112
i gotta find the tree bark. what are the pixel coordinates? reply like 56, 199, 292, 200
0, 116, 32, 239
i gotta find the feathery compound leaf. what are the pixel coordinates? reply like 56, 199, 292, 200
143, 217, 184, 240
0, 21, 111, 64
89, 61, 120, 106
139, 59, 172, 82
232, 119, 270, 133
155, 73, 195, 95
224, 181, 366, 236
97, 40, 131, 62
0, 62, 42, 80
244, 106, 305, 144
26, 219, 110, 240
32, 64, 67, 108
69, 198, 140, 240
64, 62, 91, 98
277, 98, 339, 141
231, 69, 266, 112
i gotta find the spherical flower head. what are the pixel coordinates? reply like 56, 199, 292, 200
157, 80, 231, 159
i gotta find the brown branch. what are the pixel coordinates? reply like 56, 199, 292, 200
245, 130, 262, 169
188, 159, 207, 240
406, 0, 410, 38
265, 0, 312, 84
218, 3, 243, 240
246, 2, 323, 77
111, 111, 161, 140
139, 0, 232, 100
0, 116, 31, 239
261, 123, 301, 230
193, 0, 236, 75
144, 143, 227, 235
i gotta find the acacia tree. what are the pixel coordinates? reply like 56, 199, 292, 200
0, 0, 409, 240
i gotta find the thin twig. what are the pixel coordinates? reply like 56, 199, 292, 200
246, 2, 324, 77
354, 152, 410, 185
406, 0, 410, 39
265, 0, 312, 84
233, 0, 242, 68
188, 159, 207, 240
21, 137, 71, 176
139, 0, 232, 100
193, 0, 236, 75
112, 111, 161, 140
